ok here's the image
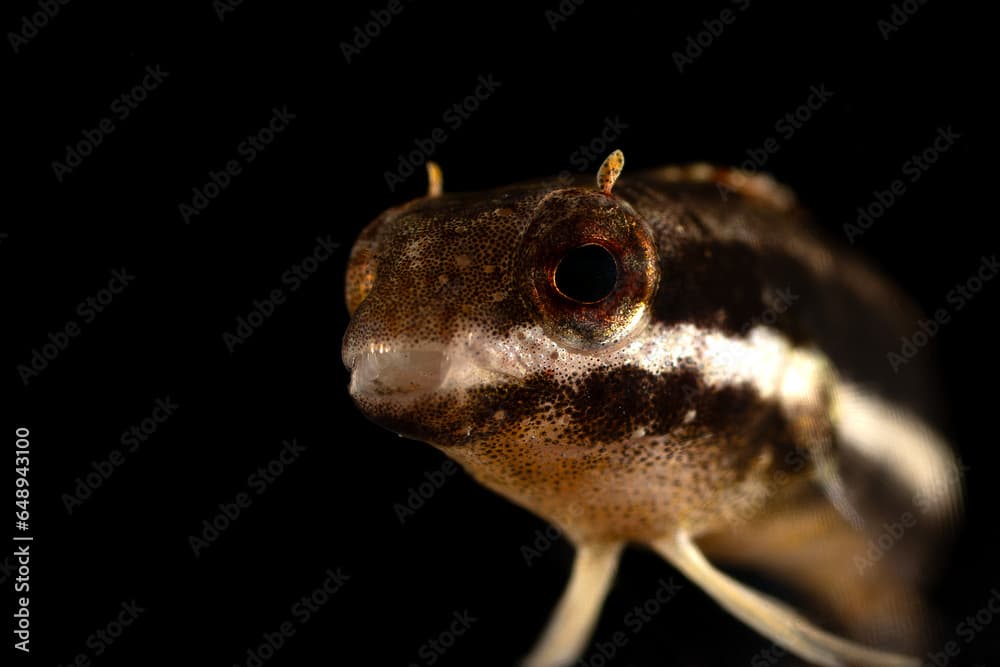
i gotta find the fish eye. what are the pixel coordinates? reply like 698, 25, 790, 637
519, 189, 660, 350
553, 244, 618, 304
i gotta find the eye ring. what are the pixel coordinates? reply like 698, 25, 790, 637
551, 243, 619, 304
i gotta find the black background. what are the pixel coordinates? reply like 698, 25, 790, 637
6, 1, 996, 665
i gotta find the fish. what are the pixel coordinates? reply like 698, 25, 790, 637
342, 150, 962, 666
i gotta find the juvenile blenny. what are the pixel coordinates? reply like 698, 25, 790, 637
342, 152, 960, 667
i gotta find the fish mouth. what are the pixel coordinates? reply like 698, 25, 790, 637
347, 345, 450, 399
344, 343, 507, 446
344, 341, 522, 404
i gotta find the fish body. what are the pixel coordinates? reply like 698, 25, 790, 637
343, 156, 960, 666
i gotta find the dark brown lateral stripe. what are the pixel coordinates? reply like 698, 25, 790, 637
364, 366, 800, 468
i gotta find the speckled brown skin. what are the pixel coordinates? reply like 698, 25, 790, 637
342, 166, 952, 656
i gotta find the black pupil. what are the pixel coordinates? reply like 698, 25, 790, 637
554, 244, 618, 303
